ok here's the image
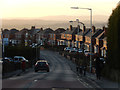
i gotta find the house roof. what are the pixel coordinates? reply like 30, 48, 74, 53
55, 28, 66, 34
15, 28, 29, 35
92, 29, 104, 38
78, 28, 91, 36
98, 33, 104, 40
85, 29, 92, 37
96, 31, 105, 40
10, 29, 19, 34
41, 28, 54, 35
63, 27, 78, 34
2, 29, 10, 34
103, 37, 107, 41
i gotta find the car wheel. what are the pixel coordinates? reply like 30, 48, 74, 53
35, 70, 38, 72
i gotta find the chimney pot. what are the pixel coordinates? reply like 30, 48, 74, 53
69, 25, 72, 31
92, 25, 95, 33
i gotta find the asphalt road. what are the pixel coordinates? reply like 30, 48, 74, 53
2, 50, 92, 89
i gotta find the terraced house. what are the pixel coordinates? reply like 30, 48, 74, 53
75, 26, 90, 49
94, 26, 107, 57
2, 28, 19, 46
84, 26, 104, 52
60, 25, 79, 47
49, 28, 66, 46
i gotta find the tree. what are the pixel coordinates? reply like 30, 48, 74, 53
104, 3, 120, 82
107, 4, 120, 70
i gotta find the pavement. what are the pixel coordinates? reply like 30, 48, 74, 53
61, 52, 120, 89
85, 72, 120, 88
2, 67, 33, 79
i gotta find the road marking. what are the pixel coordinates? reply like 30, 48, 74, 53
52, 88, 70, 90
77, 77, 93, 88
34, 80, 38, 82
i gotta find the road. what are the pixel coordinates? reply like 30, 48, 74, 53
2, 50, 90, 89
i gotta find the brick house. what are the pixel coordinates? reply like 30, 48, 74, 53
84, 26, 104, 52
2, 28, 19, 45
9, 29, 19, 45
38, 28, 54, 45
60, 25, 78, 47
94, 31, 105, 55
101, 37, 107, 57
15, 28, 31, 45
54, 28, 66, 45
75, 26, 90, 49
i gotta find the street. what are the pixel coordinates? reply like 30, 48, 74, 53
2, 50, 89, 89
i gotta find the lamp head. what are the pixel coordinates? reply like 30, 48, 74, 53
71, 7, 79, 9
69, 21, 73, 23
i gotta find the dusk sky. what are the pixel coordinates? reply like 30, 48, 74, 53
0, 0, 120, 30
0, 0, 119, 19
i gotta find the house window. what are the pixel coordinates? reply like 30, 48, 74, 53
64, 34, 65, 37
53, 35, 54, 38
101, 50, 104, 57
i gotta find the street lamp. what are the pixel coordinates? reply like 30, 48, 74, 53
1, 29, 4, 59
69, 19, 85, 48
71, 6, 93, 73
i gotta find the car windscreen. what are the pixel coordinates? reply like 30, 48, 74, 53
14, 58, 19, 60
37, 62, 46, 66
19, 58, 23, 61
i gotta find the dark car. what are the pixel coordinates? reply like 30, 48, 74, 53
34, 60, 49, 72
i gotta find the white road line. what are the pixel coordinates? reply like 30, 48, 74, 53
77, 77, 93, 88
34, 80, 38, 82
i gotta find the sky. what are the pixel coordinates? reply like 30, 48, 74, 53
0, 0, 120, 30
0, 0, 119, 19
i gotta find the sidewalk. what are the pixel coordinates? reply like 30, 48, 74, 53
86, 72, 120, 88
61, 54, 120, 88
2, 69, 22, 79
2, 67, 32, 79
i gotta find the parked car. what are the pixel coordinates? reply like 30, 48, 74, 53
100, 57, 106, 64
69, 48, 78, 53
34, 60, 49, 72
77, 49, 83, 53
2, 57, 14, 63
14, 56, 28, 63
31, 43, 38, 48
64, 47, 72, 52
77, 49, 89, 54
84, 50, 89, 54
85, 52, 97, 58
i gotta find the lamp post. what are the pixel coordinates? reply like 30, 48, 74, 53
71, 7, 93, 73
69, 19, 85, 48
1, 29, 4, 59
25, 32, 28, 46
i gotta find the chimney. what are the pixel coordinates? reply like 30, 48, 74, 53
40, 28, 43, 31
92, 25, 96, 33
69, 25, 72, 31
31, 26, 35, 30
103, 26, 107, 36
83, 25, 86, 33
77, 25, 80, 32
